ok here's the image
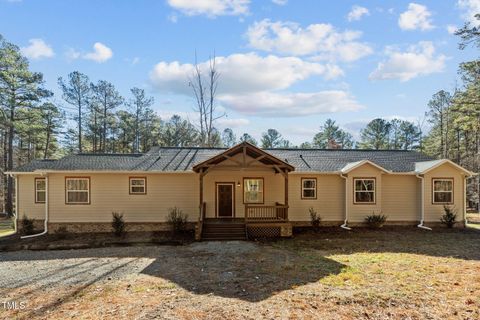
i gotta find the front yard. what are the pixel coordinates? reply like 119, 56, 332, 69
1, 227, 479, 319
0, 217, 14, 237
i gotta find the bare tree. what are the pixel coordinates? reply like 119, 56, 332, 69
189, 52, 225, 147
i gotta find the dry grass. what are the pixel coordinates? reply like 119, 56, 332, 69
1, 227, 479, 319
467, 213, 480, 230
0, 217, 14, 238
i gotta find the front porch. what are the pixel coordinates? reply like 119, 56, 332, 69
193, 142, 294, 240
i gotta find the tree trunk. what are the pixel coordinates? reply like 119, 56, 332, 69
78, 96, 82, 153
5, 108, 14, 216
44, 118, 51, 159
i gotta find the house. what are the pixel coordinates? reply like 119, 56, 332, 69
6, 142, 474, 240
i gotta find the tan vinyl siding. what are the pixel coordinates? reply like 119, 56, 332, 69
46, 173, 199, 223
382, 175, 420, 221
17, 175, 45, 220
288, 174, 344, 221
423, 162, 465, 222
14, 160, 468, 225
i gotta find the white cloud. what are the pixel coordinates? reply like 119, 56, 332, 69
167, 0, 249, 17
20, 39, 54, 60
149, 52, 362, 117
458, 0, 480, 26
132, 57, 140, 65
83, 42, 113, 63
217, 117, 250, 127
369, 41, 446, 82
150, 52, 343, 95
245, 19, 372, 62
218, 91, 363, 117
398, 3, 434, 31
65, 47, 81, 61
271, 0, 287, 5
168, 13, 178, 23
347, 6, 370, 21
446, 24, 458, 34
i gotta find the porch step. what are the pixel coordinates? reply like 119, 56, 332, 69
202, 223, 246, 241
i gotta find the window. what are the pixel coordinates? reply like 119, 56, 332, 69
433, 179, 453, 204
243, 178, 264, 203
129, 177, 146, 194
35, 178, 46, 203
301, 178, 317, 199
65, 177, 90, 204
354, 178, 375, 204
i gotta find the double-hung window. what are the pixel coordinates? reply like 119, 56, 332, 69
243, 178, 264, 203
432, 179, 453, 204
301, 178, 317, 199
65, 177, 90, 204
354, 178, 375, 204
35, 178, 46, 203
129, 177, 146, 194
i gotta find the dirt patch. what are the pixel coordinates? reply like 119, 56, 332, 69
190, 240, 259, 254
1, 227, 479, 319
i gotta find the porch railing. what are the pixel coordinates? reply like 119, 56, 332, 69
245, 204, 288, 222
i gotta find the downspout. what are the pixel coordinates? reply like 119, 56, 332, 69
416, 174, 432, 230
14, 174, 18, 234
21, 174, 49, 239
340, 173, 351, 230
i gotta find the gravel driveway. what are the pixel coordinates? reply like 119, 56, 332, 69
0, 241, 259, 289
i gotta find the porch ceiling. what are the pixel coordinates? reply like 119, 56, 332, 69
192, 142, 295, 173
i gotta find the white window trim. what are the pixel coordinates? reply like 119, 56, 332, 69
35, 178, 46, 203
65, 177, 90, 204
432, 178, 454, 204
243, 178, 264, 204
301, 178, 317, 199
129, 177, 147, 195
353, 178, 376, 204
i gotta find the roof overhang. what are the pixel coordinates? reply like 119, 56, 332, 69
192, 141, 295, 173
340, 160, 391, 174
415, 159, 475, 176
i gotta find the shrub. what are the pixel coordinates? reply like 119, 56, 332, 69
365, 213, 387, 229
55, 226, 69, 240
111, 212, 125, 237
440, 205, 457, 228
309, 207, 321, 232
21, 215, 35, 235
168, 207, 188, 235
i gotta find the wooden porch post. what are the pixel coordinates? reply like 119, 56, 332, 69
199, 168, 204, 210
284, 169, 289, 220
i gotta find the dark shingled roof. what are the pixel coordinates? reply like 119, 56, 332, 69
11, 146, 435, 173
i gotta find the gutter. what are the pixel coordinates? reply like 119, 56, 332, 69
21, 174, 49, 239
339, 173, 351, 230
416, 174, 432, 230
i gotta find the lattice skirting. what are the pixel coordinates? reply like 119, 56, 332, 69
246, 223, 292, 238
247, 226, 280, 238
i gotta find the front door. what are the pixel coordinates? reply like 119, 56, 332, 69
216, 183, 234, 218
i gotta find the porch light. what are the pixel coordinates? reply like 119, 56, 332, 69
237, 181, 241, 187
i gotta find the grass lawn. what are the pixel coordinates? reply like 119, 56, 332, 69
467, 213, 480, 230
0, 218, 14, 237
1, 227, 479, 319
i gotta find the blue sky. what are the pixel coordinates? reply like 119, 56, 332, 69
1, 0, 478, 144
